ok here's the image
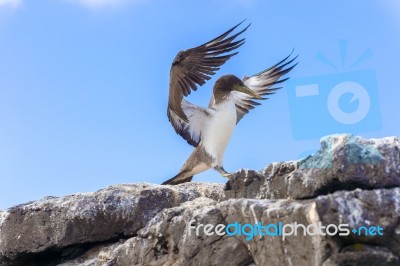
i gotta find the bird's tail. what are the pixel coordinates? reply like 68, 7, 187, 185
161, 170, 193, 185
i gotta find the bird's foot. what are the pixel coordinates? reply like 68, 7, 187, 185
221, 172, 234, 178
214, 166, 233, 179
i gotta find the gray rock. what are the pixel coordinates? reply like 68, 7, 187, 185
224, 161, 297, 199
59, 188, 400, 266
323, 246, 399, 266
225, 134, 400, 200
0, 134, 399, 266
0, 183, 224, 264
58, 197, 254, 266
288, 135, 400, 199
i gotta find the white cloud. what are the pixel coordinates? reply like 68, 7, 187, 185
0, 0, 22, 8
65, 0, 135, 9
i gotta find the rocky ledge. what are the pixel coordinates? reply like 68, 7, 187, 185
1, 134, 400, 266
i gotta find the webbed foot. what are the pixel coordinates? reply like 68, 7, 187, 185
214, 166, 233, 179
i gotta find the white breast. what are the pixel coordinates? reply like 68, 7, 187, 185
202, 99, 237, 165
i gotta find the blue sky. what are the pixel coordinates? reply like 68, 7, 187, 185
1, 0, 399, 209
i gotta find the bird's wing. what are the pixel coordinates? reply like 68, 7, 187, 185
168, 21, 249, 147
233, 52, 298, 123
167, 100, 214, 147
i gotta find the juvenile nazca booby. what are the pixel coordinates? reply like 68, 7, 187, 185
162, 21, 297, 185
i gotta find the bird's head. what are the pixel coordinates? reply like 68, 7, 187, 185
213, 75, 261, 103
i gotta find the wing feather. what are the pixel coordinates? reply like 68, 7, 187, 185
168, 21, 250, 123
168, 100, 214, 147
168, 21, 250, 147
233, 52, 298, 123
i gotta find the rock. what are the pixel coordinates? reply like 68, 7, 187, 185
58, 188, 400, 266
224, 161, 297, 199
0, 134, 399, 266
288, 135, 400, 199
225, 134, 400, 200
324, 246, 399, 266
0, 183, 224, 265
60, 197, 254, 266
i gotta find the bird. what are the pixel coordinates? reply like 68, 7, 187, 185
162, 21, 297, 185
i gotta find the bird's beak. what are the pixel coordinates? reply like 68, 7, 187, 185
233, 84, 262, 99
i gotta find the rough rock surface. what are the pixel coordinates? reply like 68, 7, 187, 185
0, 183, 224, 265
1, 134, 399, 266
225, 134, 400, 200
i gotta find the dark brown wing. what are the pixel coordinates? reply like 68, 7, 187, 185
234, 52, 298, 123
168, 21, 250, 123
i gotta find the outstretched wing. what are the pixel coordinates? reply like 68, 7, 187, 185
233, 52, 298, 123
168, 21, 249, 147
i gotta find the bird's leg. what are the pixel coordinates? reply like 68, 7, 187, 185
214, 166, 233, 178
